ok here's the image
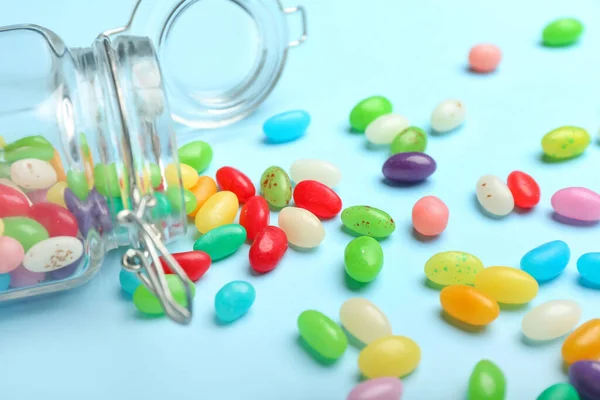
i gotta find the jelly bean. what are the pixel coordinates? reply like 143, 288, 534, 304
66, 170, 90, 200
468, 43, 502, 73
297, 310, 348, 360
194, 191, 239, 234
440, 285, 499, 326
542, 126, 590, 159
341, 205, 395, 238
239, 195, 270, 242
166, 186, 197, 215
2, 217, 49, 252
28, 203, 78, 238
412, 196, 449, 236
0, 273, 9, 291
216, 166, 256, 203
365, 114, 410, 145
349, 96, 393, 132
577, 252, 600, 286
0, 162, 9, 178
339, 298, 392, 344
358, 336, 421, 378
133, 275, 195, 316
289, 159, 342, 188
543, 18, 584, 47
382, 152, 436, 183
160, 250, 211, 281
345, 236, 384, 283
64, 189, 112, 236
187, 176, 217, 217
10, 158, 57, 190
390, 126, 427, 155
0, 236, 25, 273
476, 175, 514, 217
94, 163, 121, 197
27, 189, 48, 204
0, 218, 4, 235
536, 383, 580, 400
260, 166, 292, 208
164, 162, 198, 190
467, 360, 506, 400
430, 99, 466, 133
22, 237, 83, 273
424, 251, 483, 286
0, 178, 29, 196
9, 266, 45, 288
151, 192, 172, 219
569, 361, 600, 399
293, 180, 342, 219
193, 224, 246, 261
347, 378, 403, 400
562, 319, 600, 365
278, 207, 325, 248
263, 110, 310, 143
0, 183, 30, 218
119, 269, 141, 296
49, 263, 78, 280
249, 226, 288, 273
49, 150, 66, 182
149, 163, 162, 189
507, 171, 541, 209
0, 135, 4, 148
551, 187, 600, 222
214, 280, 256, 323
475, 266, 539, 304
521, 240, 570, 282
521, 300, 581, 341
4, 135, 54, 162
178, 140, 213, 173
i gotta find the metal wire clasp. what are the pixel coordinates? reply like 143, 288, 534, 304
117, 194, 193, 325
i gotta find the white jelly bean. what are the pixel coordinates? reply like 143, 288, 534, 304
340, 298, 392, 344
23, 236, 83, 273
365, 114, 410, 145
289, 159, 341, 188
10, 158, 57, 190
476, 175, 514, 216
521, 299, 581, 341
431, 99, 466, 132
278, 207, 325, 248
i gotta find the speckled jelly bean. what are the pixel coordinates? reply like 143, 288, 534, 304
542, 126, 590, 159
4, 135, 54, 162
0, 236, 25, 273
64, 189, 112, 236
542, 18, 584, 47
412, 196, 449, 236
260, 166, 292, 208
0, 183, 30, 218
263, 110, 311, 143
187, 176, 217, 217
340, 298, 392, 345
2, 217, 49, 252
468, 360, 506, 400
431, 99, 466, 133
522, 300, 581, 341
569, 361, 600, 399
390, 126, 427, 154
278, 207, 325, 248
475, 266, 538, 304
0, 273, 10, 291
551, 187, 600, 222
298, 310, 348, 360
424, 251, 483, 286
345, 236, 384, 283
562, 319, 600, 365
468, 43, 502, 73
358, 336, 421, 378
536, 383, 580, 400
194, 191, 239, 234
347, 378, 403, 400
349, 96, 393, 132
507, 171, 541, 209
160, 251, 211, 282
133, 275, 195, 316
289, 159, 342, 188
341, 205, 395, 238
23, 237, 83, 273
93, 163, 121, 197
249, 226, 288, 273
215, 280, 256, 323
66, 170, 90, 200
476, 175, 514, 217
28, 203, 78, 238
193, 224, 246, 261
577, 252, 600, 286
9, 265, 45, 288
365, 114, 410, 145
382, 152, 436, 183
441, 285, 500, 326
520, 240, 570, 282
293, 180, 342, 219
119, 269, 141, 296
164, 162, 198, 190
178, 140, 213, 173
216, 166, 256, 203
239, 195, 270, 242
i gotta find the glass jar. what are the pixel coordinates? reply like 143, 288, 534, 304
0, 0, 306, 323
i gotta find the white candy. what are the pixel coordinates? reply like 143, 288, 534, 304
431, 99, 466, 132
365, 114, 409, 145
521, 299, 581, 341
476, 175, 514, 216
289, 159, 341, 188
23, 236, 83, 273
10, 158, 57, 190
278, 207, 325, 249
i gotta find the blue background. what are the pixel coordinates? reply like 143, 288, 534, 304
0, 0, 599, 399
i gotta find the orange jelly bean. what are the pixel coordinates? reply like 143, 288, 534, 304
187, 176, 218, 217
440, 285, 500, 326
49, 150, 66, 182
562, 319, 600, 364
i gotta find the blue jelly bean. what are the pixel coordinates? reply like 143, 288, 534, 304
215, 280, 256, 323
577, 252, 600, 285
520, 240, 570, 282
0, 273, 10, 291
119, 269, 141, 296
263, 110, 310, 143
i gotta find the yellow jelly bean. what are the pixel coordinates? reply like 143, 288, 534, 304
541, 126, 590, 159
358, 336, 421, 378
165, 163, 198, 190
474, 266, 538, 304
46, 181, 68, 208
0, 136, 5, 148
194, 191, 238, 234
0, 218, 4, 236
424, 251, 484, 286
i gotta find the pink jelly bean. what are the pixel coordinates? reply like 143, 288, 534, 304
412, 195, 449, 236
0, 236, 25, 273
551, 187, 600, 222
27, 189, 48, 204
347, 377, 403, 400
10, 265, 45, 288
469, 44, 502, 73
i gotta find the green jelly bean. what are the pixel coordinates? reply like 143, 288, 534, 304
425, 251, 483, 286
166, 186, 196, 214
79, 133, 91, 158
341, 205, 396, 238
67, 170, 90, 200
94, 163, 121, 197
344, 236, 384, 283
3, 217, 49, 252
390, 126, 428, 154
536, 383, 580, 400
0, 162, 10, 179
297, 310, 348, 360
260, 166, 292, 208
543, 18, 584, 47
4, 135, 54, 162
178, 141, 213, 173
193, 224, 247, 261
468, 360, 506, 400
349, 96, 393, 132
133, 275, 196, 316
541, 126, 590, 160
152, 192, 172, 219
149, 163, 162, 189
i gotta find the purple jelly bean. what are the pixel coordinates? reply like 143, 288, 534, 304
65, 188, 113, 236
49, 263, 79, 280
10, 266, 45, 288
569, 360, 600, 400
347, 377, 403, 400
382, 152, 436, 183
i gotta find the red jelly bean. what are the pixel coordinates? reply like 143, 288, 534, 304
28, 202, 78, 237
0, 184, 30, 218
293, 180, 342, 219
239, 195, 270, 242
216, 166, 256, 203
249, 226, 288, 273
507, 171, 541, 209
160, 250, 211, 282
